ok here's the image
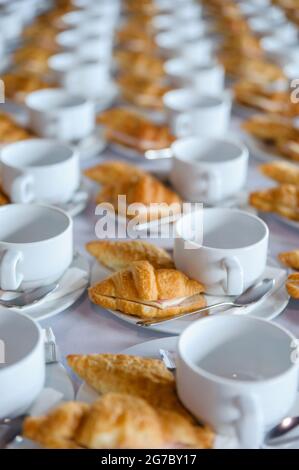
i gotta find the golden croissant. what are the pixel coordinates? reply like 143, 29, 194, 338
286, 273, 299, 299
86, 240, 174, 271
23, 392, 214, 449
88, 260, 206, 319
279, 250, 299, 270
250, 185, 299, 221
260, 162, 299, 186
66, 353, 214, 448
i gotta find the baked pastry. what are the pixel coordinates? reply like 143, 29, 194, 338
13, 46, 53, 75
85, 160, 182, 222
276, 139, 299, 163
23, 392, 213, 449
3, 72, 54, 103
0, 113, 33, 143
286, 273, 299, 299
250, 185, 299, 221
279, 250, 299, 270
0, 186, 9, 206
84, 160, 144, 185
218, 54, 286, 83
86, 240, 174, 270
23, 401, 88, 449
67, 353, 213, 448
115, 50, 165, 79
116, 23, 156, 52
234, 80, 292, 114
88, 260, 206, 319
117, 74, 171, 110
97, 107, 175, 152
242, 114, 296, 144
260, 162, 299, 186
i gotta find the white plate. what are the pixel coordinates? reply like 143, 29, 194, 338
78, 336, 299, 449
0, 252, 90, 322
74, 127, 107, 161
272, 213, 299, 232
94, 82, 119, 112
90, 257, 290, 335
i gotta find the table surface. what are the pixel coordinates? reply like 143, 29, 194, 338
40, 117, 299, 370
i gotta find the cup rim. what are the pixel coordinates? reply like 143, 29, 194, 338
163, 88, 228, 111
25, 88, 90, 111
0, 310, 42, 373
1, 138, 76, 169
178, 315, 298, 386
175, 208, 269, 252
171, 136, 248, 166
0, 203, 72, 246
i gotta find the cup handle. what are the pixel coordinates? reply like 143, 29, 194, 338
222, 256, 244, 295
175, 113, 192, 137
11, 174, 34, 203
0, 250, 23, 291
191, 170, 222, 201
234, 394, 264, 449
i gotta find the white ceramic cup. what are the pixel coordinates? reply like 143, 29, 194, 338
176, 315, 299, 449
170, 137, 248, 204
165, 58, 225, 94
163, 89, 232, 138
155, 31, 208, 58
179, 39, 216, 63
174, 208, 269, 296
56, 30, 113, 62
0, 204, 73, 291
0, 310, 45, 418
49, 53, 110, 97
25, 88, 95, 141
1, 139, 80, 204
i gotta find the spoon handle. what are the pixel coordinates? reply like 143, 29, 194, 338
137, 301, 237, 327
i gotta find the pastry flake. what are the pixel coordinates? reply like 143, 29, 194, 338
88, 260, 205, 319
114, 50, 165, 79
249, 185, 299, 221
97, 107, 175, 152
0, 113, 33, 144
260, 162, 299, 186
84, 160, 144, 185
117, 73, 171, 110
279, 250, 299, 270
3, 72, 54, 103
86, 240, 174, 270
286, 273, 299, 299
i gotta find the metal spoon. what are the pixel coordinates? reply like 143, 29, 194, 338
137, 278, 275, 327
0, 282, 58, 309
265, 416, 299, 447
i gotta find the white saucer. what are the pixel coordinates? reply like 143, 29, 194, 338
90, 257, 289, 335
73, 127, 107, 161
93, 82, 119, 112
55, 182, 89, 217
0, 252, 90, 322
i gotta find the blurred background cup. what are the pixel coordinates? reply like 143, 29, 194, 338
165, 58, 225, 94
62, 62, 111, 100
0, 204, 73, 291
163, 88, 232, 138
0, 310, 45, 418
25, 89, 95, 142
1, 139, 80, 204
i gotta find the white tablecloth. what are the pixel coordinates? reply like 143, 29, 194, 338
40, 135, 299, 367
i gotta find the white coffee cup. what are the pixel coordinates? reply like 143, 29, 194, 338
0, 204, 73, 291
1, 139, 80, 204
179, 39, 216, 63
0, 310, 45, 418
25, 88, 95, 141
170, 137, 248, 204
62, 62, 110, 100
56, 30, 113, 62
164, 89, 232, 138
174, 208, 269, 296
155, 30, 206, 58
176, 315, 299, 449
165, 58, 225, 94
49, 53, 110, 97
